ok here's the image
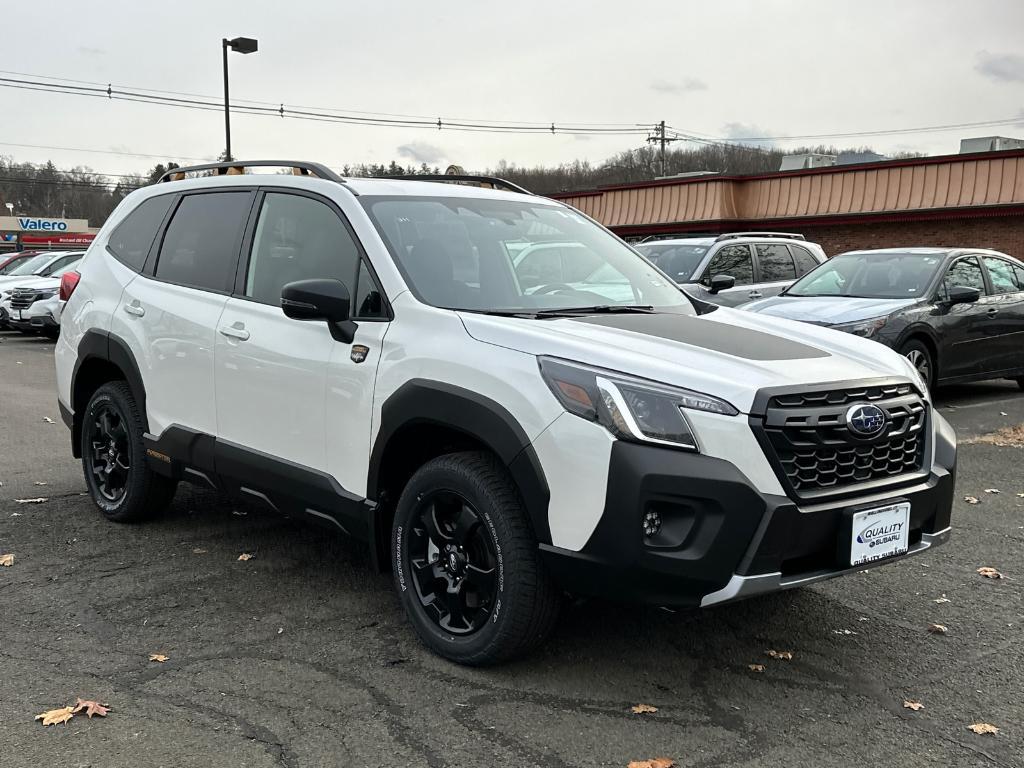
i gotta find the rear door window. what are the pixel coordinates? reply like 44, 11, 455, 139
702, 244, 753, 286
107, 194, 175, 271
155, 192, 253, 292
756, 244, 797, 282
983, 257, 1022, 294
790, 244, 820, 276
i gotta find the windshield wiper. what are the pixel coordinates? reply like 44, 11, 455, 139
532, 304, 656, 317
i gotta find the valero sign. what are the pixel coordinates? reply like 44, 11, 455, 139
0, 216, 90, 233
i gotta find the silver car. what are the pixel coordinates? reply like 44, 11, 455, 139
635, 232, 827, 307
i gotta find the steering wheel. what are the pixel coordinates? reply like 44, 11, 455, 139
532, 282, 575, 295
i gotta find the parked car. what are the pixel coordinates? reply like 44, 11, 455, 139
56, 161, 955, 665
0, 250, 42, 275
0, 250, 83, 289
2, 256, 83, 336
743, 248, 1024, 391
634, 232, 826, 306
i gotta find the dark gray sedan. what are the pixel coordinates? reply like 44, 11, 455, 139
743, 248, 1024, 391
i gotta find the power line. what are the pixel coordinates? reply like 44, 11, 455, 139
0, 141, 209, 162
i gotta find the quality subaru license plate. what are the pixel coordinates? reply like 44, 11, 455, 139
850, 502, 910, 566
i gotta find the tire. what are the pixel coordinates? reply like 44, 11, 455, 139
392, 451, 561, 665
81, 381, 177, 522
900, 339, 935, 392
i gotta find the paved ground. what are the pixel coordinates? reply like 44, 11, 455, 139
1, 329, 1022, 768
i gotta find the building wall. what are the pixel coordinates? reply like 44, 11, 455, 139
786, 214, 1024, 259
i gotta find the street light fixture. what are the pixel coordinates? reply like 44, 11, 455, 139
222, 36, 258, 163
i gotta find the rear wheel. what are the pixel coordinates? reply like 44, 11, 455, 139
81, 381, 177, 522
900, 339, 935, 392
392, 452, 561, 665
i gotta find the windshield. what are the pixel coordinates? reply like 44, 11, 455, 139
53, 258, 83, 276
362, 196, 693, 315
7, 254, 52, 276
634, 242, 709, 282
786, 252, 943, 299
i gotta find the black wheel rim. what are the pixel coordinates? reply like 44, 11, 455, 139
408, 490, 498, 635
86, 405, 131, 502
905, 349, 931, 389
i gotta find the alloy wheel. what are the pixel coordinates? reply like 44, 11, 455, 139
408, 490, 498, 635
86, 405, 131, 502
905, 349, 931, 389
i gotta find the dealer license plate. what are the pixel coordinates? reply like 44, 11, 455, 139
850, 502, 910, 566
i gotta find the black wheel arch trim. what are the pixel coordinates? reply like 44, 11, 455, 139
368, 379, 552, 546
70, 329, 148, 458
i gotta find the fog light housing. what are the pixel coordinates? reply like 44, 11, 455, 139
642, 510, 662, 537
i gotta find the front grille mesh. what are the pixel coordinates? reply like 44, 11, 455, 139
10, 288, 43, 310
757, 383, 928, 498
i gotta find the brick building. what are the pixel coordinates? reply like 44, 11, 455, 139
550, 148, 1024, 259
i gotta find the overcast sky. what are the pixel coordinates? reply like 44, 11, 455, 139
3, 0, 1024, 178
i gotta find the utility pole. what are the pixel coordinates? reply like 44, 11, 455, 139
646, 121, 679, 178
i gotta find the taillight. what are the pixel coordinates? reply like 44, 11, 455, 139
59, 270, 81, 302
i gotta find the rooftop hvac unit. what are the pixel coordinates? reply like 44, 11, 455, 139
959, 136, 1024, 154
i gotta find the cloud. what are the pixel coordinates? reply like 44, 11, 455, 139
651, 77, 708, 94
721, 122, 776, 145
78, 46, 106, 56
396, 141, 447, 165
975, 51, 1024, 83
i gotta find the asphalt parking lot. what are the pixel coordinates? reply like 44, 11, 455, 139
1, 330, 1022, 768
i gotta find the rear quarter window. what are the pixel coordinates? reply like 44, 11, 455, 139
107, 194, 175, 271
790, 244, 821, 276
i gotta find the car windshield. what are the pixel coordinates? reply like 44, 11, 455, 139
786, 252, 944, 299
7, 254, 52, 276
634, 242, 709, 282
53, 258, 82, 276
362, 196, 694, 315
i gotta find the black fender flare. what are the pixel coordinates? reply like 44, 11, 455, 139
367, 380, 552, 545
894, 324, 941, 366
70, 329, 148, 456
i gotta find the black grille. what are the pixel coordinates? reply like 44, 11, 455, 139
755, 383, 928, 499
10, 288, 44, 311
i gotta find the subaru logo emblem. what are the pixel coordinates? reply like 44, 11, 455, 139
846, 403, 886, 437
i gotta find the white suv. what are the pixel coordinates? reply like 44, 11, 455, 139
55, 161, 956, 665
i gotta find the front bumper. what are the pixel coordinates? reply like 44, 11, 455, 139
539, 414, 956, 608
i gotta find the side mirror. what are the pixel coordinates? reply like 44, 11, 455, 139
281, 278, 357, 342
945, 285, 981, 305
708, 274, 736, 294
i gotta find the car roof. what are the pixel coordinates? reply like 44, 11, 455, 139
638, 237, 717, 247
836, 247, 1015, 259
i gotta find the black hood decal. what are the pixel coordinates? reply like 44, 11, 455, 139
569, 313, 830, 361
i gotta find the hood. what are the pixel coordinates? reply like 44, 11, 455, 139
459, 307, 913, 414
0, 276, 59, 293
742, 295, 918, 325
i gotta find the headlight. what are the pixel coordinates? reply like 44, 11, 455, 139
830, 317, 888, 338
36, 289, 58, 299
538, 357, 738, 451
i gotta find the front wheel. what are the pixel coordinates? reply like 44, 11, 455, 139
392, 452, 561, 665
81, 381, 177, 522
900, 340, 935, 392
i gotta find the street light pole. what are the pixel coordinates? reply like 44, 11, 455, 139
221, 36, 258, 163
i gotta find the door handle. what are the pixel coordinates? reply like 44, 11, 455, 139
986, 307, 999, 315
219, 323, 250, 341
748, 290, 763, 299
123, 302, 145, 317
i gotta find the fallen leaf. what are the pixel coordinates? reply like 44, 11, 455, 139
934, 596, 951, 604
963, 496, 980, 505
967, 723, 999, 735
192, 548, 207, 554
748, 664, 765, 672
628, 759, 675, 768
999, 411, 1008, 416
33, 481, 48, 486
0, 553, 13, 567
832, 629, 857, 635
148, 653, 169, 663
766, 649, 794, 660
977, 567, 1004, 579
631, 703, 658, 714
72, 698, 110, 718
927, 623, 948, 635
34, 706, 74, 726
42, 417, 54, 424
14, 498, 47, 504
237, 552, 254, 561
1017, 493, 1024, 498
984, 488, 1001, 494
903, 700, 924, 711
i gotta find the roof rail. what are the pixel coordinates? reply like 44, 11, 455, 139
714, 231, 805, 242
383, 174, 533, 195
158, 160, 355, 193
